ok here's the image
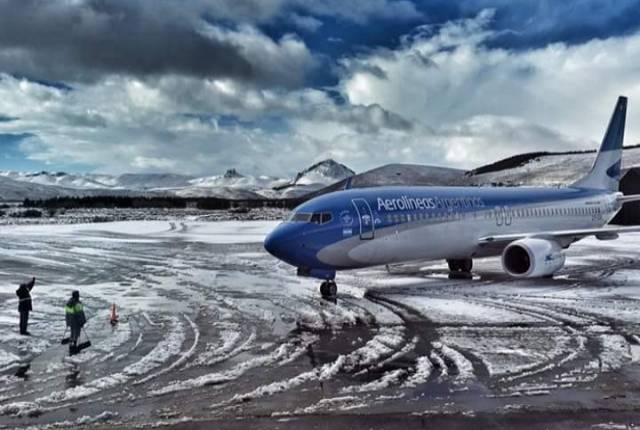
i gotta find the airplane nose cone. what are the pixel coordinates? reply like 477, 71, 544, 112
264, 227, 285, 259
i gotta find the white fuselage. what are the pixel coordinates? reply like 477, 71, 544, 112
313, 187, 620, 269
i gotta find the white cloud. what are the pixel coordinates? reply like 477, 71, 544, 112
0, 73, 410, 175
289, 13, 323, 32
201, 24, 316, 88
291, 0, 422, 24
2, 10, 640, 176
338, 10, 640, 168
182, 0, 421, 25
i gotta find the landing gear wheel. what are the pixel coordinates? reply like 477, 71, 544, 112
320, 280, 337, 298
447, 259, 459, 272
459, 258, 473, 272
328, 281, 337, 297
447, 258, 473, 279
320, 281, 329, 297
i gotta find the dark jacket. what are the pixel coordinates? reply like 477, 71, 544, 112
65, 298, 86, 329
16, 278, 35, 312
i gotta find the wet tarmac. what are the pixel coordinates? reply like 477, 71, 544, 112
1, 221, 640, 429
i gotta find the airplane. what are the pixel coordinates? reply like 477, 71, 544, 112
264, 96, 640, 297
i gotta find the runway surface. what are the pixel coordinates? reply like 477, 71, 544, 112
1, 220, 640, 429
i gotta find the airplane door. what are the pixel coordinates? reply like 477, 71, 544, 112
352, 198, 375, 240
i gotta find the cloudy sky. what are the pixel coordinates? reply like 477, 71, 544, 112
1, 0, 639, 176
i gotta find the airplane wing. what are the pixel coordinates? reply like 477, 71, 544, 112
478, 224, 640, 245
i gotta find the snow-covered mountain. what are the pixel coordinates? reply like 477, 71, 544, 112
182, 169, 287, 195
0, 171, 195, 190
291, 159, 355, 186
0, 175, 154, 201
466, 146, 640, 187
0, 161, 352, 201
1, 171, 114, 189
276, 159, 355, 198
7, 146, 638, 202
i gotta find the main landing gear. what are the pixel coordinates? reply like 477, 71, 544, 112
447, 258, 473, 279
320, 280, 337, 298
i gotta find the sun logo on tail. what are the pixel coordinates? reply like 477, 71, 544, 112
606, 160, 622, 180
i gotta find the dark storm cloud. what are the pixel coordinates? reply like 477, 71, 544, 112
0, 0, 259, 83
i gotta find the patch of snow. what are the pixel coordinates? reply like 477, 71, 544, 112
226, 355, 346, 405
599, 334, 632, 371
135, 315, 198, 384
403, 356, 433, 387
0, 349, 20, 368
151, 336, 313, 396
433, 342, 475, 381
343, 326, 405, 371
341, 369, 406, 393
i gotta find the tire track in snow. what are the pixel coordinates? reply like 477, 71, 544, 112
135, 314, 199, 385
149, 334, 317, 396
0, 316, 185, 417
365, 290, 488, 384
460, 296, 591, 387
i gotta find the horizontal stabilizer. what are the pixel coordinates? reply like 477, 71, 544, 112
616, 194, 640, 204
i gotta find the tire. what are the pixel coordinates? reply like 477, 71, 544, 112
320, 282, 330, 297
447, 259, 473, 273
447, 259, 460, 272
328, 282, 337, 297
460, 259, 473, 272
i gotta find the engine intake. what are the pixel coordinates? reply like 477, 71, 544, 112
502, 238, 565, 278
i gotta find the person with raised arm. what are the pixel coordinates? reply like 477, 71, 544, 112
16, 277, 36, 336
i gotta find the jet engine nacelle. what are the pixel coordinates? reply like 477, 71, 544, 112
502, 238, 565, 278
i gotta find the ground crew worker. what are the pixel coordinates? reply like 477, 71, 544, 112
16, 277, 36, 336
65, 290, 86, 355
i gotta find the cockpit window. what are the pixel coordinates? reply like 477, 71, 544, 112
289, 211, 333, 224
289, 212, 312, 222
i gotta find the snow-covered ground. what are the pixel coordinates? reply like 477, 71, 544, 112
0, 207, 290, 226
2, 221, 640, 428
468, 146, 640, 187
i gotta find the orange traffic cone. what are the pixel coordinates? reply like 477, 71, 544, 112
110, 303, 119, 326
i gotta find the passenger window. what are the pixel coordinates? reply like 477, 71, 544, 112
310, 213, 322, 224
321, 213, 332, 224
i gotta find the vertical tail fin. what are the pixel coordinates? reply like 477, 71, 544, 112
571, 96, 627, 191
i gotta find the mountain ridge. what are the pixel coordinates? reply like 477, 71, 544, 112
5, 146, 640, 202
0, 158, 355, 201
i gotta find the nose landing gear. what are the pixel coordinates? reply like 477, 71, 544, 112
447, 258, 473, 279
320, 280, 337, 298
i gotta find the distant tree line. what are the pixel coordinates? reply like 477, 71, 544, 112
24, 196, 189, 209
11, 209, 43, 218
23, 196, 307, 210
